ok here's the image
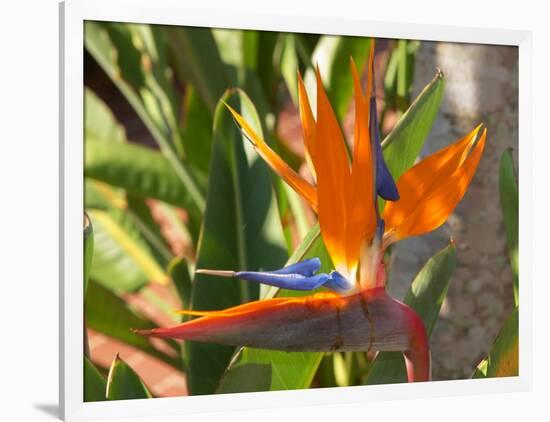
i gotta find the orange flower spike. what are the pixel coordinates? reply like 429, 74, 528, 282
313, 66, 352, 275
224, 103, 318, 211
297, 71, 317, 180
384, 127, 487, 242
344, 50, 376, 279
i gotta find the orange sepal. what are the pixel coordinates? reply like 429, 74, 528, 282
345, 50, 376, 277
225, 103, 318, 211
384, 127, 487, 241
313, 67, 352, 274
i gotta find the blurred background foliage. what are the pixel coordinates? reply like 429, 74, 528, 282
83, 21, 518, 400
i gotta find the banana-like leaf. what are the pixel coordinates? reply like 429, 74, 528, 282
85, 21, 205, 211
84, 88, 126, 144
499, 149, 519, 306
164, 26, 229, 113
106, 355, 153, 400
85, 280, 179, 368
216, 224, 334, 393
485, 307, 519, 377
85, 138, 193, 209
88, 208, 168, 292
304, 36, 371, 121
181, 87, 213, 175
84, 356, 107, 402
280, 34, 300, 104
365, 243, 456, 385
382, 71, 445, 183
186, 90, 288, 395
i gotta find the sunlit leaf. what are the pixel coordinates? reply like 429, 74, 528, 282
88, 208, 168, 292
382, 71, 445, 183
486, 307, 519, 378
106, 355, 153, 400
499, 148, 519, 306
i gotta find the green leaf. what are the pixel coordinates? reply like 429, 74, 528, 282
280, 34, 300, 104
85, 21, 205, 211
85, 280, 179, 368
85, 138, 193, 209
106, 355, 153, 400
164, 26, 229, 113
216, 224, 333, 393
365, 243, 456, 385
88, 208, 168, 292
84, 356, 107, 402
168, 257, 192, 312
499, 149, 519, 306
181, 87, 214, 175
305, 36, 371, 121
486, 307, 519, 378
84, 212, 94, 297
84, 88, 126, 144
382, 70, 445, 183
186, 89, 288, 395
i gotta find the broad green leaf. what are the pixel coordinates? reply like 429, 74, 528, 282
164, 26, 229, 113
84, 88, 126, 143
106, 355, 153, 400
486, 307, 519, 378
499, 149, 519, 306
280, 34, 300, 104
365, 243, 456, 385
305, 36, 371, 121
85, 138, 193, 209
84, 356, 107, 402
181, 87, 213, 175
186, 90, 288, 395
212, 29, 259, 71
382, 70, 445, 182
85, 179, 126, 210
216, 224, 333, 393
84, 212, 94, 297
88, 208, 168, 292
85, 280, 179, 368
168, 257, 192, 312
85, 21, 205, 211
255, 32, 279, 99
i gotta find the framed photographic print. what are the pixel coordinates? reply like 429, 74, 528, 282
60, 0, 532, 420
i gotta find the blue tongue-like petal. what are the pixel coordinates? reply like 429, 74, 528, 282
235, 270, 330, 291
370, 96, 399, 201
270, 257, 321, 276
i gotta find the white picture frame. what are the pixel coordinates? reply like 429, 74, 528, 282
60, 0, 533, 420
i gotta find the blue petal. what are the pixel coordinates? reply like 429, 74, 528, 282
324, 271, 354, 293
271, 258, 321, 276
370, 97, 399, 201
235, 271, 329, 291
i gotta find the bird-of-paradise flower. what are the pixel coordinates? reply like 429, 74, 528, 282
136, 41, 486, 383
